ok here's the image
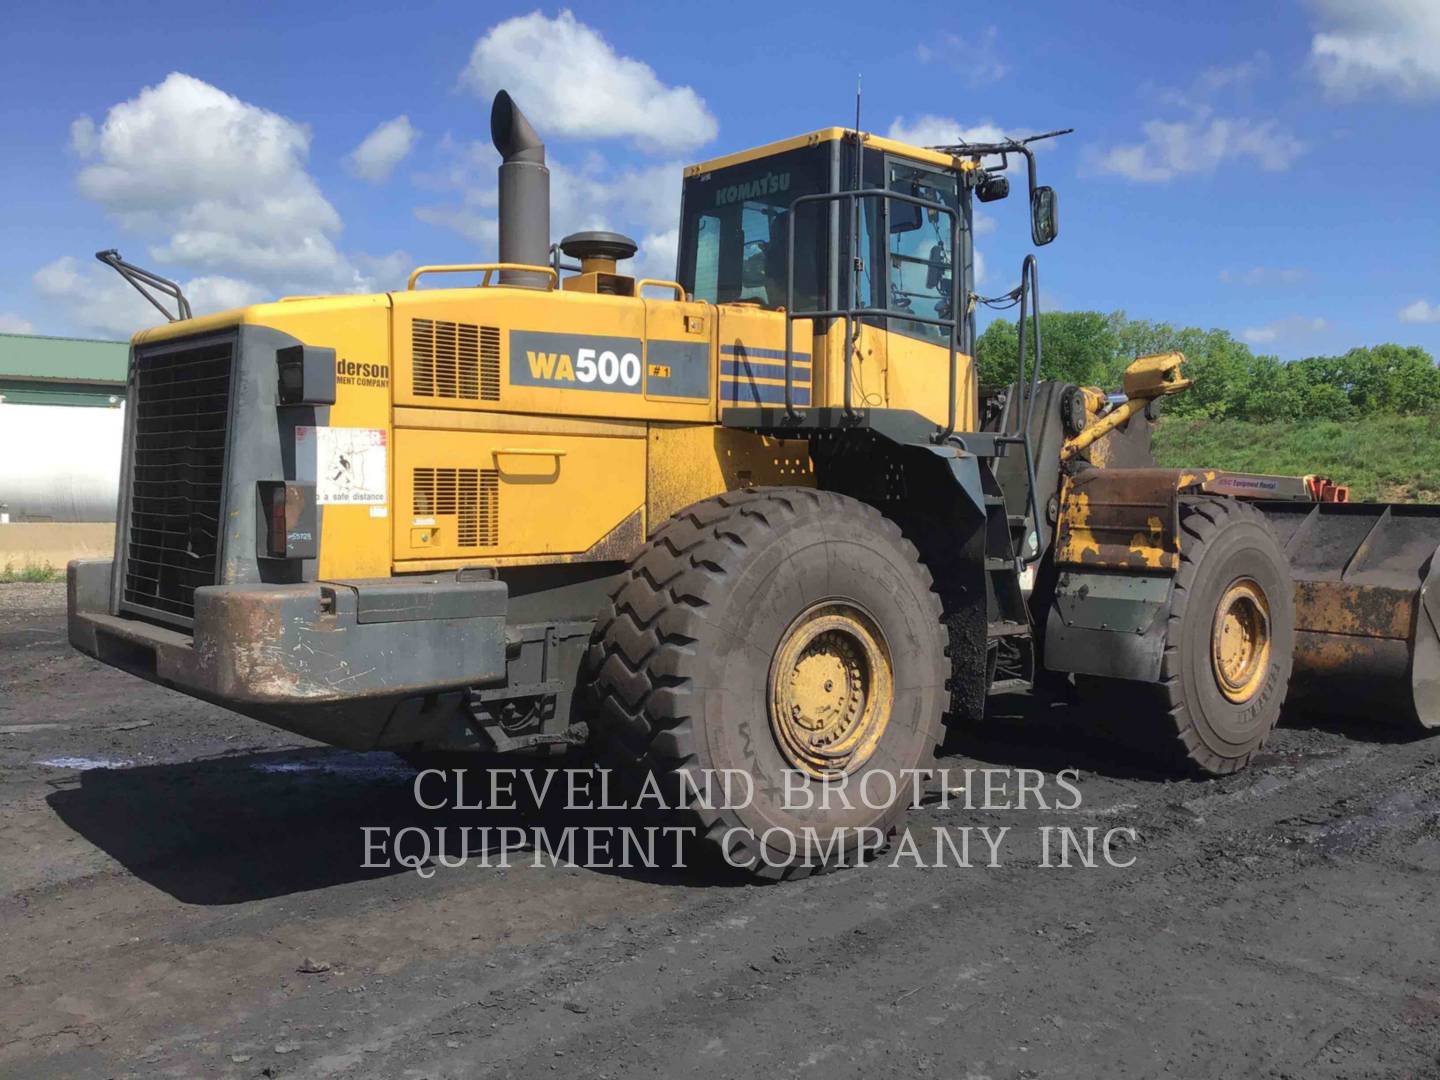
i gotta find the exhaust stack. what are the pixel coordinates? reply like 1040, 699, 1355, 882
491, 91, 550, 289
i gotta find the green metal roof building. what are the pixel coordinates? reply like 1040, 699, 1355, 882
0, 333, 128, 407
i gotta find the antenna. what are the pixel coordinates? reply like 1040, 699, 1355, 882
854, 73, 862, 140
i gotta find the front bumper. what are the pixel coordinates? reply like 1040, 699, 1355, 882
67, 559, 508, 748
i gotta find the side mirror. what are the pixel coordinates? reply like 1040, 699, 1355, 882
1031, 185, 1059, 246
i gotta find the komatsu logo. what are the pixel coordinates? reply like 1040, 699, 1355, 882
713, 171, 791, 206
509, 330, 644, 395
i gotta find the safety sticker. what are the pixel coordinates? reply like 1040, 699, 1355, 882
296, 426, 388, 505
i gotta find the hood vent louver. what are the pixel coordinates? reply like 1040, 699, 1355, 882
412, 319, 500, 401
414, 466, 499, 548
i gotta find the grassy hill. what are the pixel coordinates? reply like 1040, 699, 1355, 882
1152, 414, 1440, 503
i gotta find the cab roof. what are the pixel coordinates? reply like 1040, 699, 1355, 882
683, 127, 976, 178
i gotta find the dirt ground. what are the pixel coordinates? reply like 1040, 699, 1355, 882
3, 581, 1440, 1079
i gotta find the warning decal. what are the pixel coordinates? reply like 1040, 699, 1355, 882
296, 426, 388, 505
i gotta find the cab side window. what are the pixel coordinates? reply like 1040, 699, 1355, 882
886, 162, 959, 343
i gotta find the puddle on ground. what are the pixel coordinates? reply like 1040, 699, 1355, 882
36, 756, 134, 770
249, 752, 413, 783
1285, 791, 1440, 855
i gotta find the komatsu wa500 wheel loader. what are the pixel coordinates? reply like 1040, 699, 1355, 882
70, 91, 1440, 876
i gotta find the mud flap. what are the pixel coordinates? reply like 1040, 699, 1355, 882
1044, 570, 1172, 682
1043, 467, 1191, 682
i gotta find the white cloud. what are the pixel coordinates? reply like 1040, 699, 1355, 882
634, 228, 681, 283
1093, 116, 1304, 182
352, 250, 414, 290
1152, 51, 1272, 113
1307, 0, 1440, 100
885, 116, 1030, 184
1196, 51, 1271, 94
47, 72, 404, 335
1399, 299, 1440, 324
36, 256, 171, 338
346, 115, 419, 183
887, 115, 1008, 150
69, 116, 96, 156
0, 313, 36, 334
415, 137, 683, 278
1242, 315, 1329, 345
33, 256, 270, 339
916, 27, 1007, 85
414, 203, 498, 246
71, 73, 351, 285
1219, 266, 1308, 286
460, 11, 716, 154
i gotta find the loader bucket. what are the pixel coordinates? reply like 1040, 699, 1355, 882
1253, 501, 1440, 731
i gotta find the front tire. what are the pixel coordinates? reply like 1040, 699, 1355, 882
586, 488, 948, 878
1094, 497, 1295, 775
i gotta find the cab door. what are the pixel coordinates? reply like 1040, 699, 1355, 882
880, 159, 975, 430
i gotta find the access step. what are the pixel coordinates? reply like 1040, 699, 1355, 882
986, 620, 1030, 639
987, 677, 1031, 695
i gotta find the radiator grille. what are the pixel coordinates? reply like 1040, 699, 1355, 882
121, 337, 234, 625
412, 319, 500, 401
413, 467, 499, 547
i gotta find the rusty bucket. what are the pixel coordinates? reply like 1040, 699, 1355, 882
1255, 501, 1440, 730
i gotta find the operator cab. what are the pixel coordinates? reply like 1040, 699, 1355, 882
675, 128, 1060, 347
676, 133, 963, 345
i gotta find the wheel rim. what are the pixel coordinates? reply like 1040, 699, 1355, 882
768, 602, 894, 779
1210, 578, 1272, 704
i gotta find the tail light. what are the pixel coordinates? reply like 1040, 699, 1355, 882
256, 481, 318, 560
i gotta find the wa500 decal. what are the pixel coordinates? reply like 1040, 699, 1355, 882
509, 330, 643, 394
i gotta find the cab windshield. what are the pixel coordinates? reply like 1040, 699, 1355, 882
676, 144, 831, 313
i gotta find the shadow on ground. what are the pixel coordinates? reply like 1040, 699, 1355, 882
941, 684, 1430, 778
44, 748, 743, 904
943, 690, 1178, 781
44, 690, 1425, 906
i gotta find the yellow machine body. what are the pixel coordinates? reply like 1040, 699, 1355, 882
73, 90, 1440, 807
132, 127, 977, 583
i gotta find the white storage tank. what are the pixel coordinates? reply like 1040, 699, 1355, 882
0, 402, 123, 522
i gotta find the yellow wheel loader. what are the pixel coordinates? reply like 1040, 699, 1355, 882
70, 91, 1440, 876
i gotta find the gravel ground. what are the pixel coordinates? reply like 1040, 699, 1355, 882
2, 581, 1439, 1078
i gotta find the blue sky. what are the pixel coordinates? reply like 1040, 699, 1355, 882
2, 0, 1437, 361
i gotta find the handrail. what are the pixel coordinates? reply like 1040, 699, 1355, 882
1009, 253, 1044, 565
1014, 254, 1043, 436
407, 263, 558, 291
95, 249, 192, 322
784, 187, 962, 439
636, 278, 688, 301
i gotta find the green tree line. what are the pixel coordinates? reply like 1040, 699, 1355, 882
975, 311, 1440, 421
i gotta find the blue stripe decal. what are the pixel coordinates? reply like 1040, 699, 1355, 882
719, 356, 810, 371
722, 380, 811, 406
721, 360, 812, 379
719, 344, 811, 362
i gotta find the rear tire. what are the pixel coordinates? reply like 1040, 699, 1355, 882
586, 488, 948, 878
1090, 497, 1294, 775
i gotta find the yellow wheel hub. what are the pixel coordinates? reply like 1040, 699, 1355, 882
1211, 578, 1272, 704
768, 602, 894, 778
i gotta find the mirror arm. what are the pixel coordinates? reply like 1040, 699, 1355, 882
1017, 144, 1038, 207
